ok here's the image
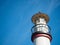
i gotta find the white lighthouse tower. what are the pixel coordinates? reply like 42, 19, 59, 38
31, 12, 52, 45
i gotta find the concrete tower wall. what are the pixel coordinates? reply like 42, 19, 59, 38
34, 37, 50, 45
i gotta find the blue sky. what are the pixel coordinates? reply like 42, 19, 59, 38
0, 0, 60, 45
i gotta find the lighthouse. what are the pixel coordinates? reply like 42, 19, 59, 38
31, 12, 52, 45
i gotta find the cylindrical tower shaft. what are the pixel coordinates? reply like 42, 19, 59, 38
34, 37, 50, 45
